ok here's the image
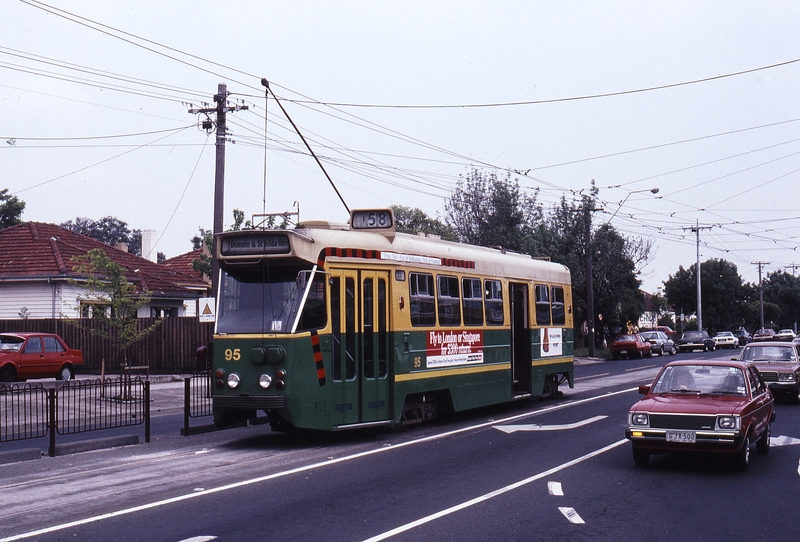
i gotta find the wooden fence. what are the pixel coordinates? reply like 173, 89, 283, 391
0, 318, 214, 374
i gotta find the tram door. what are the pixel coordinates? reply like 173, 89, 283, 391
359, 271, 390, 423
329, 270, 390, 426
510, 283, 531, 395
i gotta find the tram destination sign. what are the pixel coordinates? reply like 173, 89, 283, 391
221, 234, 291, 255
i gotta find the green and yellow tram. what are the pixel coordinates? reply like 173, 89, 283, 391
211, 208, 573, 431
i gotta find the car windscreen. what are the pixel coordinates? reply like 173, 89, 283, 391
741, 345, 795, 362
652, 365, 746, 396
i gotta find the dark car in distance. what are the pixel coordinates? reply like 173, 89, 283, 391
676, 330, 715, 353
626, 359, 774, 470
0, 333, 84, 382
752, 328, 777, 342
734, 328, 751, 346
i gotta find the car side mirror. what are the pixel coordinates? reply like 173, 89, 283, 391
638, 385, 650, 395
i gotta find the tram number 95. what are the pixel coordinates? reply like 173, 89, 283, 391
224, 348, 241, 361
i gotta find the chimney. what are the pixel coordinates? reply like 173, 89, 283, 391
115, 242, 128, 253
142, 229, 157, 262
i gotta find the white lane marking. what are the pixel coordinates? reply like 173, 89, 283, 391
574, 373, 609, 381
547, 481, 564, 496
494, 415, 607, 433
771, 435, 800, 446
178, 538, 217, 542
361, 439, 627, 542
558, 507, 585, 524
0, 387, 639, 542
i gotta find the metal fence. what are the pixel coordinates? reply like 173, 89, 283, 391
183, 372, 213, 436
0, 377, 150, 457
0, 383, 48, 442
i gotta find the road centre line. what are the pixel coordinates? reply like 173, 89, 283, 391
362, 439, 628, 541
575, 373, 609, 381
625, 364, 657, 372
0, 387, 638, 542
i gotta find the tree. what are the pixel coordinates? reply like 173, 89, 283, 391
391, 205, 457, 240
663, 258, 747, 333
762, 271, 800, 330
445, 168, 541, 252
529, 185, 647, 339
191, 227, 213, 280
0, 188, 25, 229
61, 216, 142, 256
69, 248, 161, 364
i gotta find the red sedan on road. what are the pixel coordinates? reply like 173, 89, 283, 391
626, 359, 774, 470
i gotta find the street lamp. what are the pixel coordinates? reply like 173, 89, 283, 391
606, 187, 660, 223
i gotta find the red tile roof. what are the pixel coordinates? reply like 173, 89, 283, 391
161, 248, 210, 284
0, 222, 207, 298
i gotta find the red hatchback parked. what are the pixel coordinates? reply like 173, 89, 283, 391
610, 334, 652, 359
0, 333, 84, 382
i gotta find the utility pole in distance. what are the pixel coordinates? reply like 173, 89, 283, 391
189, 83, 248, 298
684, 221, 712, 331
752, 261, 771, 330
584, 204, 602, 357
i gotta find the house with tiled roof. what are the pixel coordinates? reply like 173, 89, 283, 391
161, 248, 210, 284
0, 222, 209, 319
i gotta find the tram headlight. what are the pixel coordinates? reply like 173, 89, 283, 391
227, 373, 241, 389
259, 373, 273, 389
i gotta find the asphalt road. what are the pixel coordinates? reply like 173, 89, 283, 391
3, 348, 800, 542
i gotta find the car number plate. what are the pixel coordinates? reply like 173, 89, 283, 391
666, 431, 696, 443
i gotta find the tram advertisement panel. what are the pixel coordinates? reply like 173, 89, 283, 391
426, 330, 484, 368
541, 327, 563, 357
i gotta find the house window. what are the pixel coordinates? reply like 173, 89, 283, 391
151, 307, 178, 318
80, 303, 110, 319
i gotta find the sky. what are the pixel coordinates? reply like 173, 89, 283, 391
2, 0, 800, 295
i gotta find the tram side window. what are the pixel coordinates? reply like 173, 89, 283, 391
462, 277, 483, 326
535, 284, 551, 326
437, 275, 461, 326
296, 273, 328, 331
410, 272, 436, 326
485, 279, 504, 326
551, 286, 565, 326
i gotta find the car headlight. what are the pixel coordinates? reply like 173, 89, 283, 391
259, 373, 273, 389
227, 373, 241, 389
630, 413, 649, 426
717, 416, 739, 430
779, 373, 796, 382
